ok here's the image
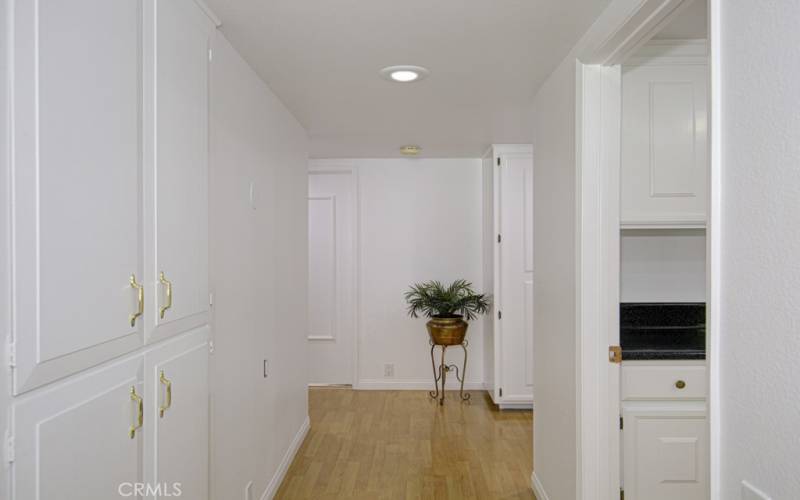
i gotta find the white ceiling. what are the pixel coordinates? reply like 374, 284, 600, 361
206, 0, 612, 158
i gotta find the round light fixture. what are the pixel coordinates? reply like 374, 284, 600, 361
380, 65, 430, 83
400, 145, 422, 156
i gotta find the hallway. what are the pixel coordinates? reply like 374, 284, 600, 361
276, 388, 534, 499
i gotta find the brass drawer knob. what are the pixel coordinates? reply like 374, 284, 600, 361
675, 380, 686, 389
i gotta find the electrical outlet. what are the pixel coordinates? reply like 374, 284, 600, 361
384, 363, 394, 378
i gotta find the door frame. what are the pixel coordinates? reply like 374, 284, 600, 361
573, 0, 720, 498
307, 161, 360, 387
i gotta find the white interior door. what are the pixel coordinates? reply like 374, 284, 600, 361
144, 327, 209, 500
307, 170, 357, 385
146, 0, 213, 342
499, 151, 534, 402
13, 356, 143, 499
10, 0, 143, 394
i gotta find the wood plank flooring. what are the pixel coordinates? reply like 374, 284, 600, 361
275, 388, 535, 500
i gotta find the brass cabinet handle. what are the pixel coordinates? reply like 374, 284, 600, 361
129, 274, 144, 327
129, 386, 143, 439
159, 271, 173, 319
675, 380, 686, 389
159, 370, 172, 418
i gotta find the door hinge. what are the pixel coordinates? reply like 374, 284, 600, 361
208, 48, 213, 62
209, 292, 214, 307
5, 431, 14, 463
497, 310, 502, 320
620, 416, 624, 430
497, 234, 502, 243
6, 339, 15, 369
496, 157, 501, 166
499, 387, 503, 397
608, 345, 622, 364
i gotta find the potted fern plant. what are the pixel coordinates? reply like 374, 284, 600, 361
404, 280, 490, 345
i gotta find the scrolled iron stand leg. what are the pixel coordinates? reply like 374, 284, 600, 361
429, 340, 441, 401
429, 340, 470, 404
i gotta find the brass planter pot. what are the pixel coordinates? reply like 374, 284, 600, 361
426, 316, 468, 346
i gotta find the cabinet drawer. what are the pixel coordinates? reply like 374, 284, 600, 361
622, 365, 707, 400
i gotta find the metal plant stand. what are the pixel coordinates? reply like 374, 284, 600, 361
429, 339, 470, 405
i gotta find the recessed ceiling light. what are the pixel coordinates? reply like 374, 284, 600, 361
380, 65, 430, 83
400, 145, 422, 156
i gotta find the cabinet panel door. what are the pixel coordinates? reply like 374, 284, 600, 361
144, 327, 209, 500
13, 356, 143, 499
145, 0, 213, 342
623, 407, 708, 500
499, 152, 534, 402
621, 63, 708, 226
11, 0, 143, 394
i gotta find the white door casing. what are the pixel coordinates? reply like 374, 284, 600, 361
307, 168, 357, 385
10, 0, 144, 394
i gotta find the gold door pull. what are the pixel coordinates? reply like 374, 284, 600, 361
129, 274, 144, 327
159, 271, 173, 319
159, 370, 172, 418
129, 386, 143, 439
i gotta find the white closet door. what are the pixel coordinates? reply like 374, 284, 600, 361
499, 151, 534, 402
10, 0, 143, 394
144, 327, 209, 500
13, 356, 143, 499
145, 0, 213, 342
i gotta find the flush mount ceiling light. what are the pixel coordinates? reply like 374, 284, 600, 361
380, 65, 430, 83
400, 145, 422, 156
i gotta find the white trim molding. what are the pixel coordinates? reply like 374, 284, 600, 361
260, 416, 310, 500
531, 471, 551, 500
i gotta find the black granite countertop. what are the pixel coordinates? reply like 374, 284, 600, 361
620, 303, 706, 360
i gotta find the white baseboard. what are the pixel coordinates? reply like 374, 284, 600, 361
260, 415, 310, 500
531, 471, 550, 500
357, 378, 484, 391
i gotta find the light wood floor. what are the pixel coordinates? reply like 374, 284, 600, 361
275, 388, 535, 500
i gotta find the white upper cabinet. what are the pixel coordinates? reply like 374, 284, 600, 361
10, 0, 144, 394
145, 0, 214, 343
621, 41, 708, 228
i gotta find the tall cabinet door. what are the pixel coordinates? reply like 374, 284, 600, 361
13, 356, 144, 499
10, 0, 144, 394
144, 327, 209, 499
145, 0, 214, 343
498, 149, 535, 402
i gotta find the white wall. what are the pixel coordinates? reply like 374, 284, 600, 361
620, 229, 706, 302
209, 34, 309, 499
720, 0, 800, 497
311, 158, 485, 389
0, 0, 9, 496
531, 56, 579, 500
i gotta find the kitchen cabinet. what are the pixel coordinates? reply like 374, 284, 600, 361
482, 145, 534, 409
145, 0, 214, 344
621, 361, 708, 500
12, 357, 144, 499
621, 41, 708, 228
7, 0, 217, 497
144, 327, 210, 500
